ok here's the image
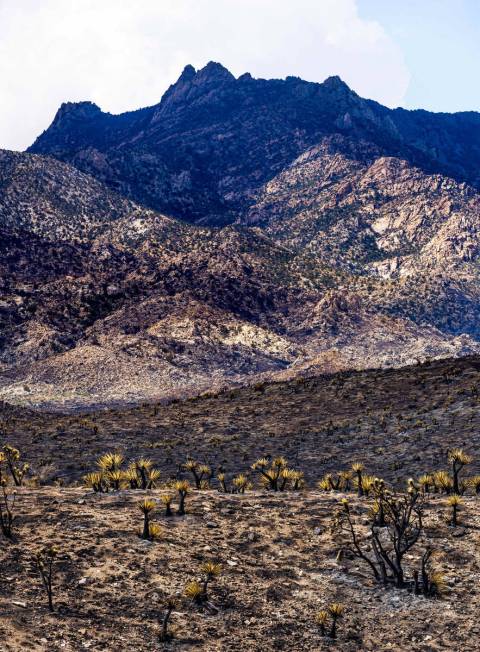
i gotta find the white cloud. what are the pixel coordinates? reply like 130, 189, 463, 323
0, 0, 409, 150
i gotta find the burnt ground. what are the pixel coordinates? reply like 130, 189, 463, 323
1, 488, 480, 651
2, 356, 480, 650
2, 356, 480, 486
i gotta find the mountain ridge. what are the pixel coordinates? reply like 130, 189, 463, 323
2, 64, 480, 408
29, 62, 480, 225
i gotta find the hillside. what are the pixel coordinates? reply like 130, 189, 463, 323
2, 357, 480, 650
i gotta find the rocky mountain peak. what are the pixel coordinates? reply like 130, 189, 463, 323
194, 61, 235, 84
52, 101, 103, 124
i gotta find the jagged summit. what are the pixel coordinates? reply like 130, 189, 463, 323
28, 61, 480, 226
322, 75, 353, 92
195, 60, 235, 83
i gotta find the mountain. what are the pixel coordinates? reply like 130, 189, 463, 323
29, 62, 480, 226
3, 64, 480, 408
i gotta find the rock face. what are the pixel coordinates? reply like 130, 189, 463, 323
3, 63, 480, 408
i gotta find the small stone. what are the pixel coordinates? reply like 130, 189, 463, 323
78, 577, 88, 585
12, 601, 27, 608
206, 521, 219, 529
227, 560, 238, 566
313, 527, 323, 535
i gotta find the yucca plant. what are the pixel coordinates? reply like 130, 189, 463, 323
448, 448, 472, 494
432, 470, 453, 494
252, 456, 288, 491
147, 469, 161, 489
183, 460, 211, 489
175, 480, 190, 516
414, 548, 446, 597
147, 523, 162, 541
339, 471, 352, 491
418, 474, 434, 494
139, 499, 156, 540
136, 459, 153, 490
83, 472, 107, 493
289, 470, 304, 490
217, 472, 228, 493
161, 494, 174, 517
468, 475, 480, 494
200, 561, 222, 601
317, 477, 331, 492
107, 470, 123, 491
125, 465, 140, 489
351, 462, 365, 497
316, 610, 329, 637
184, 580, 204, 604
97, 452, 124, 474
327, 603, 345, 639
447, 494, 463, 527
34, 546, 58, 612
233, 474, 249, 494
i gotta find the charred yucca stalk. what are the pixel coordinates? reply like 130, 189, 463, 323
34, 546, 58, 612
448, 448, 472, 494
0, 482, 15, 538
159, 598, 176, 641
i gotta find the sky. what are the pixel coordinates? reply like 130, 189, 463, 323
0, 0, 478, 151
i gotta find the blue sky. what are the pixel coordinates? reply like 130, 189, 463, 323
360, 0, 480, 112
0, 0, 478, 150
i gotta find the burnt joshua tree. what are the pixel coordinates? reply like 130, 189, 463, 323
0, 482, 15, 538
448, 448, 472, 494
334, 482, 429, 590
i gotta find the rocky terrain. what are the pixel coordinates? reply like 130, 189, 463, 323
2, 63, 480, 408
2, 356, 480, 650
